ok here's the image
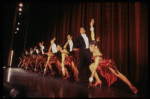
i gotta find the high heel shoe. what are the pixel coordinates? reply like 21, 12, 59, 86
34, 68, 38, 73
75, 78, 80, 83
93, 81, 102, 87
88, 77, 94, 88
130, 86, 138, 94
39, 70, 43, 74
43, 71, 47, 75
63, 75, 70, 80
49, 72, 54, 77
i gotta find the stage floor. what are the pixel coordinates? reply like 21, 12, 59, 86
3, 66, 147, 98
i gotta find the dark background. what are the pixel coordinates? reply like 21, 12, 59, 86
2, 2, 148, 87
3, 3, 16, 66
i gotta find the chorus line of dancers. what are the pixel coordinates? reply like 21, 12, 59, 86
18, 19, 138, 94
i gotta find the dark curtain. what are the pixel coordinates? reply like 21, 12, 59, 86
100, 2, 148, 84
26, 2, 148, 84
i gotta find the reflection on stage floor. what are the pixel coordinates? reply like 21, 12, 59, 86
3, 67, 147, 98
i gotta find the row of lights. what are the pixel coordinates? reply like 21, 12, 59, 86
15, 3, 23, 34
7, 3, 24, 68
19, 3, 23, 15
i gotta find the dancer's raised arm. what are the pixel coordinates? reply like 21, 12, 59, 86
90, 19, 95, 41
63, 36, 72, 49
90, 19, 100, 42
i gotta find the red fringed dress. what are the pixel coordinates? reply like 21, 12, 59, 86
92, 55, 118, 86
52, 56, 59, 65
24, 56, 30, 64
64, 53, 77, 66
30, 55, 36, 63
63, 53, 77, 77
41, 55, 48, 66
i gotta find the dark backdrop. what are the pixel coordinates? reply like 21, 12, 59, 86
3, 2, 148, 85
3, 3, 16, 66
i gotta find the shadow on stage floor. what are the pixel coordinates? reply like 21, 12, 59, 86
3, 66, 147, 98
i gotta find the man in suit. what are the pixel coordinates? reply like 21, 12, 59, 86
73, 27, 91, 80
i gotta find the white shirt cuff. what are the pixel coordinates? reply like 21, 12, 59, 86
90, 27, 94, 31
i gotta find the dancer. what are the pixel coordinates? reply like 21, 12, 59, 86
73, 26, 91, 80
29, 50, 37, 72
29, 46, 39, 71
29, 47, 34, 55
57, 37, 79, 81
23, 50, 30, 70
88, 19, 138, 94
40, 41, 45, 55
65, 35, 74, 55
38, 42, 47, 73
20, 54, 26, 68
43, 38, 55, 75
43, 37, 62, 76
24, 50, 29, 56
18, 54, 24, 67
34, 46, 39, 54
34, 42, 44, 72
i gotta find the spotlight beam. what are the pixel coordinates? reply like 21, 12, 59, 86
10, 50, 13, 66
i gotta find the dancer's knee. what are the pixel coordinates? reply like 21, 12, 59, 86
108, 67, 121, 77
89, 63, 94, 70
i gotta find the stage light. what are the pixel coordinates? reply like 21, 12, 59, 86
8, 50, 13, 80
7, 67, 11, 82
17, 27, 19, 30
19, 8, 22, 11
3, 66, 6, 68
10, 50, 13, 67
19, 3, 23, 7
15, 31, 17, 34
19, 13, 21, 15
18, 22, 20, 25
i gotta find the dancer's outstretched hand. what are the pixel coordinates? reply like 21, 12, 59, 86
96, 37, 100, 42
90, 19, 95, 26
50, 37, 56, 44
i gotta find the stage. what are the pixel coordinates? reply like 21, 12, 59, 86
3, 66, 147, 98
